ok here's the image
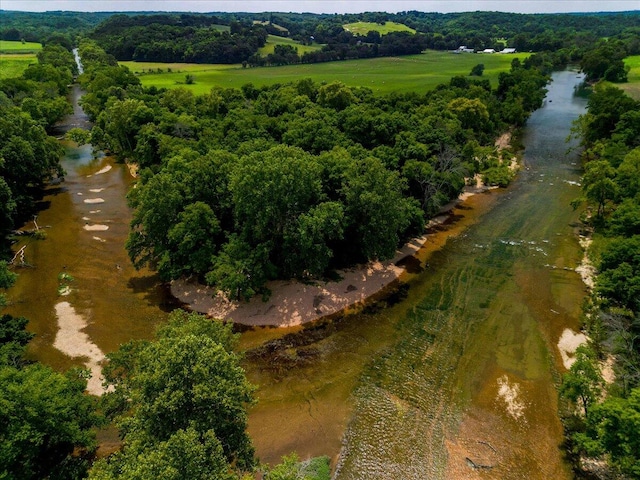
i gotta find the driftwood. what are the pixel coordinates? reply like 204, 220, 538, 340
10, 246, 26, 265
465, 457, 494, 470
478, 440, 498, 453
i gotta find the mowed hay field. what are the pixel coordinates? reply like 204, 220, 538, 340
120, 50, 529, 95
0, 41, 41, 79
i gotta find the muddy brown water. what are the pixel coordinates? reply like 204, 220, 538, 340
7, 70, 587, 477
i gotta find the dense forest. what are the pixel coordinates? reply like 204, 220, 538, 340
560, 84, 640, 478
1, 6, 640, 479
3, 10, 639, 66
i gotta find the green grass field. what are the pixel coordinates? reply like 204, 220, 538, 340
120, 50, 528, 96
0, 54, 37, 79
0, 40, 42, 54
620, 55, 640, 100
257, 35, 323, 56
343, 21, 415, 36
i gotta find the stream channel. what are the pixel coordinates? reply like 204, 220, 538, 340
7, 68, 588, 477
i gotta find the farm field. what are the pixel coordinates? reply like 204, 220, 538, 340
0, 54, 37, 79
0, 40, 40, 79
343, 21, 415, 35
0, 40, 42, 53
257, 34, 323, 56
120, 50, 530, 95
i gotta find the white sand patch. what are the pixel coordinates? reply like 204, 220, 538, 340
558, 328, 588, 369
83, 224, 109, 231
54, 302, 108, 396
89, 188, 105, 193
601, 355, 616, 385
82, 217, 90, 221
172, 236, 425, 327
83, 198, 105, 204
496, 375, 526, 420
89, 210, 101, 214
92, 236, 106, 242
77, 192, 83, 196
94, 165, 112, 175
576, 235, 596, 289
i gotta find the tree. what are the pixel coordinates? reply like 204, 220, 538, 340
317, 81, 357, 110
89, 427, 234, 480
0, 314, 34, 366
0, 364, 100, 480
470, 63, 485, 76
98, 311, 255, 473
342, 156, 423, 261
560, 345, 604, 417
577, 388, 640, 477
581, 159, 618, 218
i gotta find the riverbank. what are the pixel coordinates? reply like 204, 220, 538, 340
171, 133, 518, 328
171, 180, 494, 327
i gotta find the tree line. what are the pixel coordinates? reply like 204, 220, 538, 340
561, 83, 640, 477
89, 14, 268, 64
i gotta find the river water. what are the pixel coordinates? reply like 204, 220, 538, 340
7, 69, 587, 476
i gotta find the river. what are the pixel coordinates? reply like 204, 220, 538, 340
7, 69, 587, 476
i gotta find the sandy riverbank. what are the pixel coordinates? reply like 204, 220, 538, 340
171, 181, 492, 327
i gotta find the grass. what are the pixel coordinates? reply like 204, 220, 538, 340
343, 21, 415, 36
257, 35, 324, 56
0, 40, 42, 54
619, 55, 640, 100
120, 50, 529, 96
0, 53, 37, 79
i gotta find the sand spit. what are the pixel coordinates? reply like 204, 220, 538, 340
172, 183, 488, 327
53, 301, 107, 395
93, 165, 112, 175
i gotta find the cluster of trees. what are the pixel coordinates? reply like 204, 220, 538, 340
580, 39, 632, 82
563, 84, 640, 477
249, 31, 428, 66
75, 42, 549, 300
0, 11, 110, 46
90, 310, 256, 479
89, 14, 268, 64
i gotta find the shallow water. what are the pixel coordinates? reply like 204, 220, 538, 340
245, 70, 588, 476
6, 92, 170, 390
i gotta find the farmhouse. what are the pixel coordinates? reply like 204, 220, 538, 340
481, 48, 496, 54
455, 45, 475, 53
501, 47, 517, 54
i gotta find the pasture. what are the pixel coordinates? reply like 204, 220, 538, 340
343, 21, 416, 35
257, 35, 323, 56
0, 40, 42, 54
120, 50, 529, 95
